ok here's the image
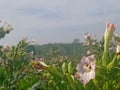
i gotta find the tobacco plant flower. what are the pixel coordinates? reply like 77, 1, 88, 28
83, 33, 97, 46
31, 57, 47, 72
116, 45, 120, 54
113, 34, 120, 53
104, 23, 115, 53
75, 56, 95, 85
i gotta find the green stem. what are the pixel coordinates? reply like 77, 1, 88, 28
104, 42, 109, 54
102, 42, 109, 66
107, 56, 116, 70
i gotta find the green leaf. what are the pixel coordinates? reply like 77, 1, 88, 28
62, 62, 67, 74
28, 81, 41, 90
65, 74, 79, 90
48, 66, 64, 79
103, 82, 108, 90
0, 86, 7, 90
0, 67, 6, 85
68, 61, 74, 74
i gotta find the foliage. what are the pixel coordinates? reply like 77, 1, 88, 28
25, 43, 88, 60
0, 21, 13, 39
0, 21, 120, 90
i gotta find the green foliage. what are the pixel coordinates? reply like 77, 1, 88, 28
0, 21, 120, 90
26, 43, 88, 58
0, 22, 13, 39
0, 39, 31, 89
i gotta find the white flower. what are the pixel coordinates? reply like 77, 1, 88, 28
75, 56, 95, 84
116, 45, 120, 53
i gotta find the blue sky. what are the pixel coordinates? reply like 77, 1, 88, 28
0, 0, 120, 45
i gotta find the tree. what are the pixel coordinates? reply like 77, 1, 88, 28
72, 38, 80, 44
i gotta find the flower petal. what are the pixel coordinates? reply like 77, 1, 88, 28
80, 71, 95, 85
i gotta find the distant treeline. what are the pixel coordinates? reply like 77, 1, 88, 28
25, 43, 89, 58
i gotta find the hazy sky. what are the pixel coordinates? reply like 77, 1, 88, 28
0, 0, 120, 45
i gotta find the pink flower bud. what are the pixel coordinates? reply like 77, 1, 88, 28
104, 23, 115, 53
